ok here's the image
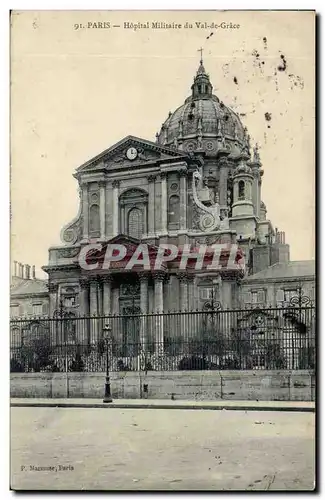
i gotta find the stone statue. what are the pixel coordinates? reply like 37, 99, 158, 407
192, 170, 221, 232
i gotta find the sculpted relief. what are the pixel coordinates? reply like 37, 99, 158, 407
191, 170, 230, 233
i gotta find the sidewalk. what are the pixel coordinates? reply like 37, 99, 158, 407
10, 398, 315, 412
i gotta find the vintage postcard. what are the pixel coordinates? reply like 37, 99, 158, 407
10, 10, 315, 491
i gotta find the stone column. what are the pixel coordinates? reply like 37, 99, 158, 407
187, 275, 195, 311
178, 273, 189, 339
89, 279, 99, 343
179, 170, 187, 231
147, 175, 156, 237
153, 272, 165, 352
97, 278, 103, 316
112, 180, 120, 236
48, 283, 58, 344
79, 279, 89, 344
139, 273, 149, 350
221, 276, 233, 308
220, 275, 234, 335
82, 183, 89, 241
178, 273, 189, 311
99, 181, 106, 240
160, 173, 168, 235
48, 282, 58, 318
102, 276, 113, 318
79, 279, 89, 317
219, 159, 228, 207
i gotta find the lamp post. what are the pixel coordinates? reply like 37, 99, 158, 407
103, 324, 113, 403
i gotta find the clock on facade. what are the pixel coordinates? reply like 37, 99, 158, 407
126, 147, 138, 160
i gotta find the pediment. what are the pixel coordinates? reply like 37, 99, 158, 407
76, 135, 189, 173
84, 233, 167, 272
106, 234, 158, 251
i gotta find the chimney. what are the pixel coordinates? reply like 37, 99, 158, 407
26, 264, 30, 280
18, 263, 22, 278
32, 265, 36, 279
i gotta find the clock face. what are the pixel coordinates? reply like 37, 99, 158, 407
126, 147, 138, 161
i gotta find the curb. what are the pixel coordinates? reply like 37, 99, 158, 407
10, 402, 315, 412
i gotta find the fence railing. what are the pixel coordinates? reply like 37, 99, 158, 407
10, 305, 316, 372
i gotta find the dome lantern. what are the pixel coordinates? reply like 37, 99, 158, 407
191, 50, 213, 98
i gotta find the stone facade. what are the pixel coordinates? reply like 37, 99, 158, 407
11, 59, 315, 326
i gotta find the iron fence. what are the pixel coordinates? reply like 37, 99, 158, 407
10, 305, 316, 373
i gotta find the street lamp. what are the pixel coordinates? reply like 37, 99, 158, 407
103, 324, 113, 403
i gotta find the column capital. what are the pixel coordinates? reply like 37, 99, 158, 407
102, 275, 114, 284
219, 157, 229, 168
177, 272, 189, 283
160, 171, 168, 180
147, 174, 157, 183
79, 278, 89, 290
112, 180, 120, 189
152, 271, 166, 282
139, 271, 150, 282
178, 169, 188, 177
98, 180, 107, 188
47, 282, 59, 293
219, 270, 243, 281
89, 277, 100, 286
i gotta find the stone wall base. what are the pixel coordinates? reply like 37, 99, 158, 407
10, 370, 315, 401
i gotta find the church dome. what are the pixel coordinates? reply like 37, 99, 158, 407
156, 58, 248, 156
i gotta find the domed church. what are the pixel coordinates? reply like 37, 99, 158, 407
41, 56, 314, 327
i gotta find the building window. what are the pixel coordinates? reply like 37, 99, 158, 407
89, 204, 100, 234
128, 207, 143, 240
120, 189, 148, 236
251, 290, 266, 304
244, 289, 266, 305
200, 287, 213, 300
168, 195, 180, 226
64, 296, 76, 308
284, 289, 298, 303
32, 303, 43, 316
10, 304, 19, 317
238, 180, 245, 200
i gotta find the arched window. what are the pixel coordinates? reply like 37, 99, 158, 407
89, 204, 100, 234
238, 180, 245, 200
128, 208, 143, 240
168, 195, 180, 225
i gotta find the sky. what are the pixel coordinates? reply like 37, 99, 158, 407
10, 10, 315, 279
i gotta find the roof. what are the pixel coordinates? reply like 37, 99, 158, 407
244, 260, 315, 282
10, 276, 26, 289
11, 278, 48, 297
157, 61, 247, 153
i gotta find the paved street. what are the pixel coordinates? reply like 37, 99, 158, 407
11, 407, 315, 491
